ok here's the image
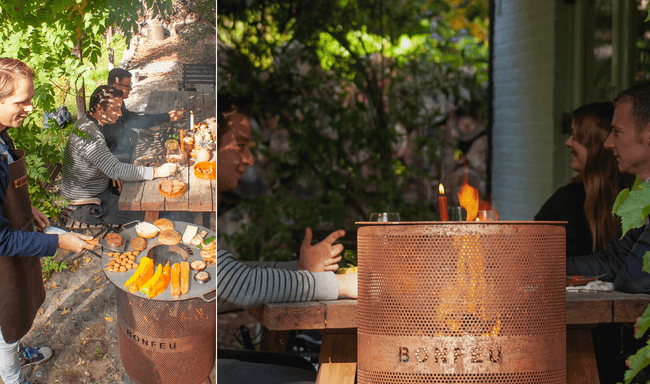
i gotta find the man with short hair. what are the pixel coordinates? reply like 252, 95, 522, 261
0, 57, 96, 384
60, 85, 177, 225
103, 68, 185, 155
217, 95, 357, 383
567, 83, 650, 293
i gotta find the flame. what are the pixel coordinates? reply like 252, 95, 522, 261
439, 183, 445, 195
436, 234, 501, 337
457, 177, 479, 221
456, 175, 498, 221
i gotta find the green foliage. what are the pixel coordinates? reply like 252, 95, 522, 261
223, 195, 293, 262
343, 250, 357, 266
218, 0, 488, 262
625, 344, 650, 383
636, 303, 650, 339
41, 255, 68, 280
181, 0, 216, 60
612, 177, 650, 237
0, 0, 172, 221
612, 178, 650, 382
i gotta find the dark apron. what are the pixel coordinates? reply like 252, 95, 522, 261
0, 149, 46, 343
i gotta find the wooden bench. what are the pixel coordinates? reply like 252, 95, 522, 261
179, 63, 215, 90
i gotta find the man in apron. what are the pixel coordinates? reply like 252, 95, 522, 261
0, 58, 97, 384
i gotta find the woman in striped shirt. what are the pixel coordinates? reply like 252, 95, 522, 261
217, 95, 357, 308
60, 86, 177, 225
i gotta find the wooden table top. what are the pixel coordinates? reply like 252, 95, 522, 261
118, 90, 215, 217
247, 291, 650, 331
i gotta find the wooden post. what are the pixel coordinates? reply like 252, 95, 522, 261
74, 39, 86, 116
566, 327, 600, 384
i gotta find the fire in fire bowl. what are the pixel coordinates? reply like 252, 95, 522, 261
356, 221, 566, 384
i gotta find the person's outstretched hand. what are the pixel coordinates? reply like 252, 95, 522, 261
153, 163, 177, 178
298, 228, 344, 272
58, 233, 97, 253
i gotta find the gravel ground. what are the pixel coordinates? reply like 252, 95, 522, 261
5, 18, 216, 384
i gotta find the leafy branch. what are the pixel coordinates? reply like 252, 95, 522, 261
612, 175, 650, 383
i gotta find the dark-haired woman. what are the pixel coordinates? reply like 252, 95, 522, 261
535, 102, 633, 256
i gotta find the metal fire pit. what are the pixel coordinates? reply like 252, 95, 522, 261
356, 221, 566, 384
102, 221, 216, 384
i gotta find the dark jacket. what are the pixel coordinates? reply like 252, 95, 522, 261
566, 226, 650, 293
102, 102, 170, 152
534, 181, 594, 257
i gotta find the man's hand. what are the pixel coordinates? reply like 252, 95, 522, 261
31, 205, 49, 230
153, 163, 177, 178
298, 228, 344, 272
112, 179, 124, 193
168, 110, 186, 122
335, 273, 358, 299
58, 233, 97, 253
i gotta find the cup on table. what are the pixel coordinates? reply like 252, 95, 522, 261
476, 210, 498, 222
447, 207, 467, 221
369, 212, 400, 222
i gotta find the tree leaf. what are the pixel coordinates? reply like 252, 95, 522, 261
612, 182, 650, 236
624, 343, 650, 383
612, 188, 630, 216
636, 303, 650, 339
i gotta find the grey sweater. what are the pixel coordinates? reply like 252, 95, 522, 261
60, 114, 154, 200
217, 249, 339, 308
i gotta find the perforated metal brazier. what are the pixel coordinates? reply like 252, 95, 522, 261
102, 222, 216, 384
356, 221, 566, 384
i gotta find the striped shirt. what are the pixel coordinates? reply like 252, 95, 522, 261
217, 248, 339, 308
60, 114, 154, 200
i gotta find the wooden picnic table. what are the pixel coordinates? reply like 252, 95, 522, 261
248, 291, 650, 384
118, 90, 216, 221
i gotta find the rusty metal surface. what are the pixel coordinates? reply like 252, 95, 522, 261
356, 222, 566, 383
116, 288, 216, 384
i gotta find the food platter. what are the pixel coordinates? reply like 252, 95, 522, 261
566, 275, 605, 286
134, 154, 166, 167
194, 161, 216, 180
101, 221, 215, 301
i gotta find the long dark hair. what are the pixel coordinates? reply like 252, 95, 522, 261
572, 102, 633, 251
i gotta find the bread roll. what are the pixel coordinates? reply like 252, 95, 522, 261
154, 218, 174, 231
160, 180, 173, 194
135, 222, 160, 239
159, 229, 182, 245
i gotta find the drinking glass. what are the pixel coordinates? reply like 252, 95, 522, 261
476, 210, 498, 222
369, 213, 400, 222
448, 207, 467, 221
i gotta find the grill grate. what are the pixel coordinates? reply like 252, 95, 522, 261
356, 222, 566, 384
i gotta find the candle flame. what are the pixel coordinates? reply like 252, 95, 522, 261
439, 183, 445, 195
